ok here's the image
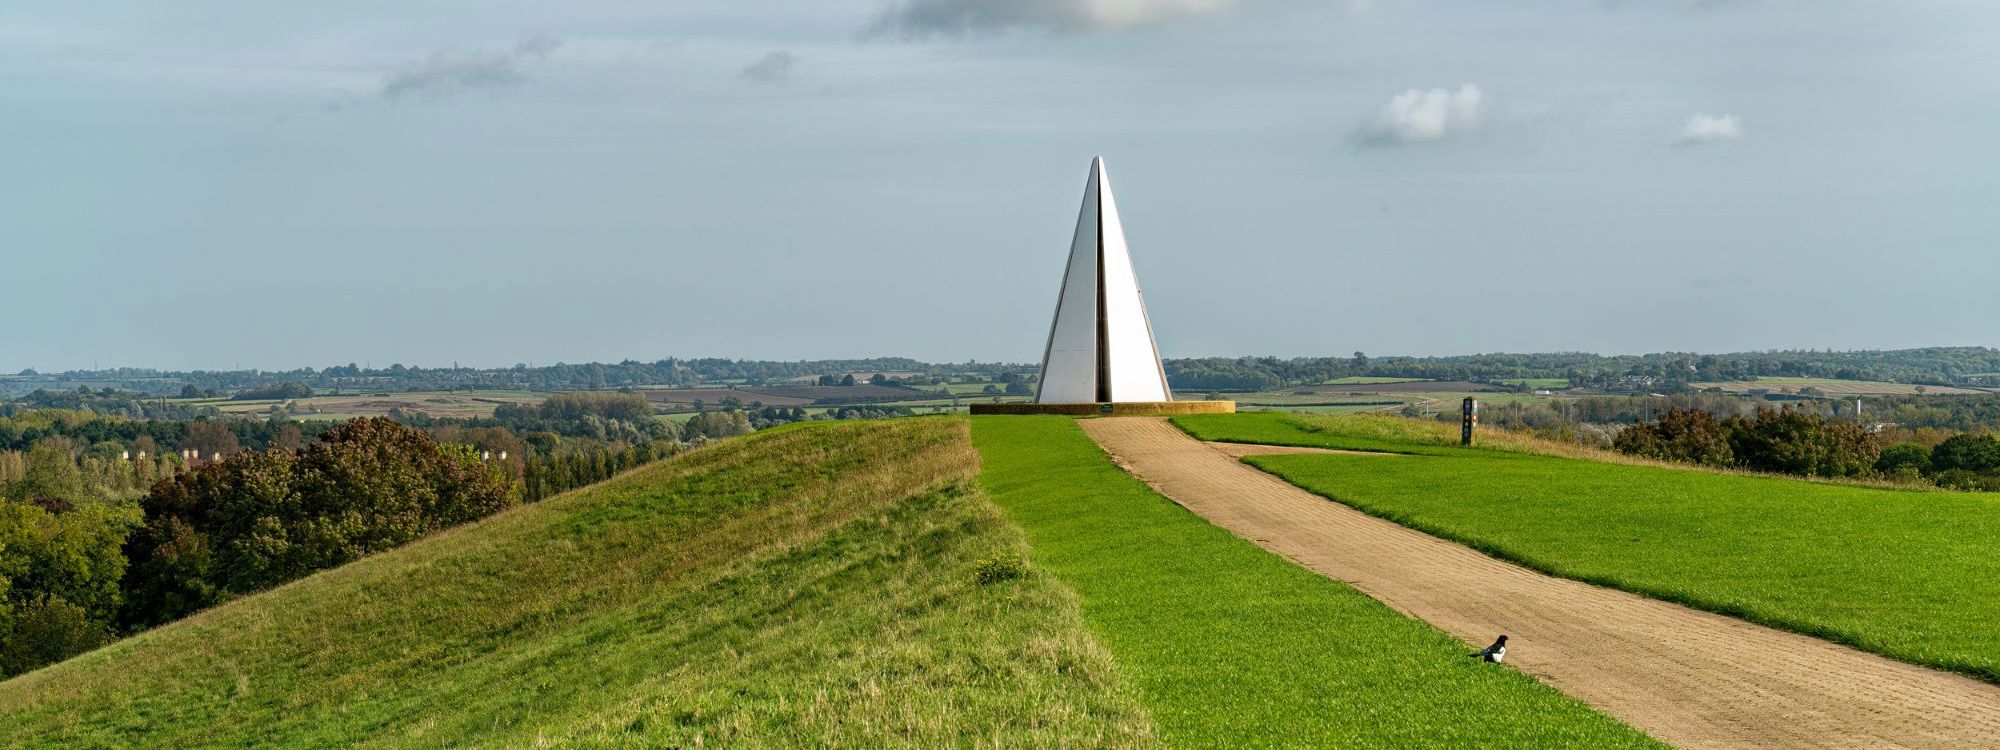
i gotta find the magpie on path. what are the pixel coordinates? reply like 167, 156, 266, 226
1471, 635, 1508, 663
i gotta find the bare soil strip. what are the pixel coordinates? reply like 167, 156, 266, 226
1080, 416, 2000, 750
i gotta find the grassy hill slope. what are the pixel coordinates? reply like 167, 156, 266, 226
0, 420, 1153, 749
1177, 411, 2000, 683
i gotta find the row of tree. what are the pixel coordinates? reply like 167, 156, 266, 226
1610, 407, 1999, 484
522, 441, 683, 502
0, 409, 332, 455
1874, 433, 2000, 490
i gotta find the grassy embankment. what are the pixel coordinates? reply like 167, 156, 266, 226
972, 416, 1663, 749
1175, 411, 2000, 683
0, 419, 1154, 749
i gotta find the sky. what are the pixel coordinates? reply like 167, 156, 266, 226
3, 0, 1998, 371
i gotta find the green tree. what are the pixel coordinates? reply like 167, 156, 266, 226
122, 418, 516, 628
1614, 409, 1734, 468
0, 498, 130, 676
1930, 433, 2000, 474
10, 442, 84, 504
685, 411, 753, 440
0, 594, 108, 676
1874, 442, 1932, 476
1726, 407, 1880, 478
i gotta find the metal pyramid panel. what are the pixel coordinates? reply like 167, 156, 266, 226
1035, 157, 1171, 404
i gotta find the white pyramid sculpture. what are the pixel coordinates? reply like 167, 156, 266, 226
1035, 157, 1173, 404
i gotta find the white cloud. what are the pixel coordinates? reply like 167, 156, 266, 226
1352, 84, 1485, 147
380, 35, 562, 101
1669, 113, 1743, 147
739, 51, 797, 83
869, 0, 1242, 38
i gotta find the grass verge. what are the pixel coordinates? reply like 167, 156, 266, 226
1175, 411, 2000, 684
972, 415, 1663, 749
0, 419, 1154, 749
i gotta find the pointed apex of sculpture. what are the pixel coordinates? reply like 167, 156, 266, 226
1032, 157, 1171, 405
971, 159, 1233, 416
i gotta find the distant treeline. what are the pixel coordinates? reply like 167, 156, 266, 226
4, 358, 1023, 397
0, 409, 334, 455
2, 388, 216, 421
14, 347, 2000, 399
1460, 393, 2000, 447
1167, 348, 2000, 392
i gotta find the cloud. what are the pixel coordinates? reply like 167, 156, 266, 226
738, 51, 797, 83
514, 34, 562, 59
1669, 113, 1743, 147
868, 0, 1242, 38
1351, 84, 1485, 147
380, 35, 562, 101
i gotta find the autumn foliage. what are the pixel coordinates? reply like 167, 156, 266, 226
121, 417, 516, 627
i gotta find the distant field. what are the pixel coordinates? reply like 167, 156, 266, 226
1499, 378, 1570, 390
636, 384, 926, 409
1242, 403, 1397, 415
1693, 376, 1986, 396
184, 390, 544, 420
1323, 376, 1428, 385
1174, 412, 2000, 683
635, 387, 812, 407
973, 416, 1661, 748
1224, 386, 1560, 416
918, 382, 1021, 395
1312, 379, 1501, 394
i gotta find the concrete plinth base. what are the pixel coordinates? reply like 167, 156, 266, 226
968, 401, 1236, 416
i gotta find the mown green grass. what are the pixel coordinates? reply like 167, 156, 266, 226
1175, 411, 2000, 683
972, 416, 1663, 749
0, 419, 1155, 749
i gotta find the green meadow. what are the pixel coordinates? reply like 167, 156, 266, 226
973, 416, 1663, 749
1175, 411, 2000, 683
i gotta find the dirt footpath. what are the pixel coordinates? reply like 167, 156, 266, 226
1080, 417, 2000, 750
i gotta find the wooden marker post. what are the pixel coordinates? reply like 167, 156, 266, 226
1461, 397, 1478, 445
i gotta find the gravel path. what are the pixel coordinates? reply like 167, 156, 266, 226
1080, 416, 2000, 750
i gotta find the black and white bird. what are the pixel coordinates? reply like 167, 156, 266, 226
1471, 635, 1508, 663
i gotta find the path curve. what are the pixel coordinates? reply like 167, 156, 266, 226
1080, 417, 2000, 750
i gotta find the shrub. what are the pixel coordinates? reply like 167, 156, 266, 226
1932, 469, 1987, 492
973, 552, 1026, 586
1875, 442, 1932, 476
1725, 407, 1880, 478
1930, 433, 2000, 474
1612, 409, 1733, 467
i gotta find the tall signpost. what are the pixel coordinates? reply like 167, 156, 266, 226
1461, 397, 1478, 446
